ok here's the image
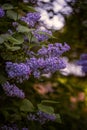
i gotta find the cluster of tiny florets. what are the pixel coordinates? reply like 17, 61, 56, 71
6, 62, 31, 83
27, 111, 56, 124
32, 29, 52, 42
1, 125, 28, 130
21, 12, 41, 27
5, 43, 70, 80
26, 43, 70, 78
77, 53, 87, 73
2, 82, 25, 99
0, 8, 5, 17
37, 42, 70, 57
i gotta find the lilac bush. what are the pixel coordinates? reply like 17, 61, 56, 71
0, 0, 71, 128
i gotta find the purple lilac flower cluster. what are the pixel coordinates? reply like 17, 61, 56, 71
21, 12, 41, 27
0, 8, 5, 17
77, 53, 87, 73
2, 82, 25, 99
38, 42, 70, 57
1, 125, 28, 130
6, 62, 31, 83
5, 43, 70, 80
26, 43, 70, 78
32, 29, 52, 42
27, 111, 56, 125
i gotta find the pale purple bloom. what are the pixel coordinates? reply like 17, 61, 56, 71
77, 53, 87, 73
2, 82, 25, 99
27, 113, 37, 121
21, 12, 41, 27
38, 43, 70, 57
32, 29, 52, 42
12, 22, 18, 27
43, 57, 66, 73
37, 111, 56, 124
6, 62, 31, 83
22, 128, 29, 130
1, 125, 28, 130
27, 111, 56, 124
0, 8, 5, 17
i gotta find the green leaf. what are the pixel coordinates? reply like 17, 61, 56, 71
1, 34, 10, 40
17, 25, 30, 33
55, 114, 62, 123
20, 99, 34, 112
41, 100, 59, 105
2, 4, 13, 10
1, 111, 9, 121
10, 114, 22, 121
4, 43, 21, 51
37, 104, 54, 114
7, 36, 23, 45
19, 3, 36, 12
6, 10, 20, 20
0, 36, 4, 44
0, 73, 7, 84
26, 6, 36, 12
13, 34, 24, 43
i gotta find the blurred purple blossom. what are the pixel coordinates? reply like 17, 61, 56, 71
0, 8, 5, 17
32, 29, 52, 42
6, 62, 31, 83
21, 12, 41, 27
2, 82, 25, 99
77, 53, 87, 73
27, 111, 56, 124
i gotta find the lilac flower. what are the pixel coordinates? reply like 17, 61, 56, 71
27, 113, 37, 121
26, 57, 41, 78
22, 128, 29, 130
0, 8, 5, 17
36, 111, 56, 124
12, 22, 18, 27
8, 29, 13, 34
1, 125, 28, 130
5, 43, 70, 80
43, 57, 66, 73
38, 43, 70, 57
2, 82, 25, 99
26, 57, 38, 69
1, 125, 16, 130
37, 46, 48, 56
6, 62, 31, 83
77, 53, 87, 73
82, 66, 87, 73
27, 111, 56, 125
32, 29, 52, 42
79, 53, 87, 60
21, 12, 41, 27
33, 70, 40, 78
25, 43, 70, 77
